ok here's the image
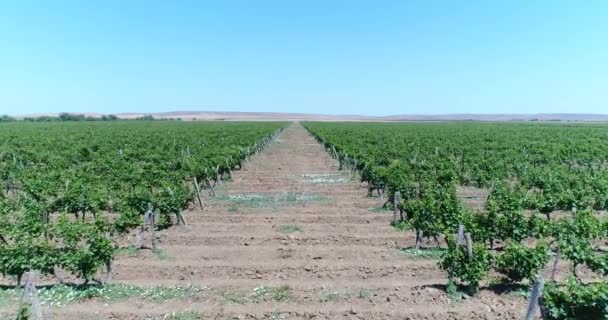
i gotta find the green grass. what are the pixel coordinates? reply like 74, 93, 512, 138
219, 289, 247, 304
158, 311, 206, 320
116, 246, 170, 261
358, 288, 374, 299
319, 288, 350, 302
301, 173, 351, 184
265, 313, 288, 320
391, 219, 411, 231
214, 192, 324, 208
227, 204, 239, 212
447, 279, 464, 303
511, 287, 530, 298
368, 206, 391, 213
153, 248, 170, 260
0, 283, 207, 307
251, 285, 291, 302
277, 224, 302, 234
116, 246, 140, 257
399, 247, 445, 259
218, 285, 291, 304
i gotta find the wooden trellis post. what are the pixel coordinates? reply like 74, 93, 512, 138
344, 154, 349, 170
393, 191, 400, 224
525, 276, 545, 320
17, 272, 43, 320
449, 224, 466, 287
135, 203, 156, 250
215, 165, 221, 186
206, 179, 216, 197
456, 224, 465, 245
192, 177, 204, 209
464, 232, 473, 261
225, 159, 232, 179
105, 231, 113, 283
147, 205, 156, 251
415, 229, 424, 249
550, 248, 560, 281
105, 259, 112, 284
168, 188, 188, 225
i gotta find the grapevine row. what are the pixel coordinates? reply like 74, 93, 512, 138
0, 121, 285, 285
303, 121, 608, 319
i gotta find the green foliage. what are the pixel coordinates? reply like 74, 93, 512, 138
474, 183, 530, 246
439, 239, 493, 294
251, 285, 291, 302
555, 210, 607, 275
391, 219, 410, 231
543, 279, 608, 320
400, 247, 445, 259
496, 242, 551, 283
0, 115, 16, 122
0, 197, 57, 283
0, 283, 207, 307
55, 214, 114, 282
304, 121, 608, 315
0, 121, 284, 284
319, 288, 350, 302
160, 311, 205, 320
277, 224, 302, 234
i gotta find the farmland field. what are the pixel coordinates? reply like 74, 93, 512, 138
1, 121, 607, 319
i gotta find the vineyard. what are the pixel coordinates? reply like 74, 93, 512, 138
0, 121, 284, 287
0, 120, 606, 319
303, 121, 608, 319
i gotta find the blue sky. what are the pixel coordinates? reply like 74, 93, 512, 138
1, 1, 607, 116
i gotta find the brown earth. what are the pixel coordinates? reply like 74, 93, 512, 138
8, 123, 532, 319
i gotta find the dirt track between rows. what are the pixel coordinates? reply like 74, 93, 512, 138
57, 123, 527, 319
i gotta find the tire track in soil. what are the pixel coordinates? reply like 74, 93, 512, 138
57, 123, 527, 319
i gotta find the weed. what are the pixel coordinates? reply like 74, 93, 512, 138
277, 224, 302, 234
159, 311, 206, 320
116, 246, 140, 257
391, 220, 411, 231
220, 289, 247, 304
0, 284, 207, 307
214, 192, 324, 208
265, 313, 288, 320
511, 287, 530, 298
358, 288, 374, 299
399, 247, 445, 260
153, 248, 170, 261
227, 204, 239, 212
447, 279, 463, 303
368, 206, 391, 213
319, 288, 350, 302
251, 285, 291, 302
302, 173, 351, 184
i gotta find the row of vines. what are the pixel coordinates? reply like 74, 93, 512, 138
303, 121, 608, 319
0, 121, 285, 285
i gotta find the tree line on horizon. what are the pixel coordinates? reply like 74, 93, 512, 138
0, 113, 172, 122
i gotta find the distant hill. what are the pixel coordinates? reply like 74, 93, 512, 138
12, 111, 608, 122
117, 111, 608, 122
380, 113, 608, 122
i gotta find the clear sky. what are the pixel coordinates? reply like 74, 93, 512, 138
1, 1, 607, 116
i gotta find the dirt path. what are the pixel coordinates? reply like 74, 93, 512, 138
56, 123, 526, 319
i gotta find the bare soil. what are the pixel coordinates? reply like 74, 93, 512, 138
10, 123, 531, 319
